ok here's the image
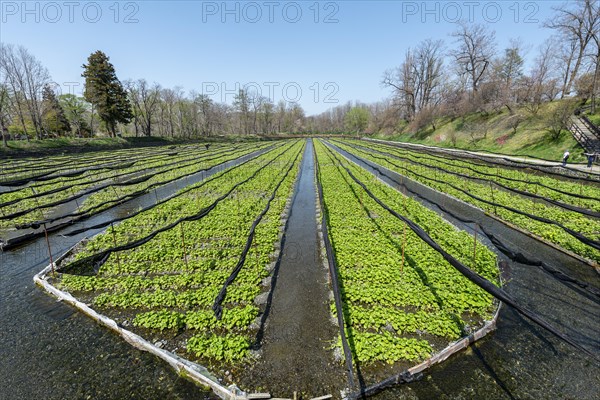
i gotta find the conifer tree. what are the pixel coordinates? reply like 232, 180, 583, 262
82, 51, 132, 137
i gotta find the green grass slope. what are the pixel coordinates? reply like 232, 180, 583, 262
374, 101, 590, 163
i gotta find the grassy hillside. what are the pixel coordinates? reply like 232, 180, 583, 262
373, 100, 588, 163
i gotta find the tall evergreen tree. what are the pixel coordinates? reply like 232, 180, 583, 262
82, 51, 132, 137
41, 85, 71, 136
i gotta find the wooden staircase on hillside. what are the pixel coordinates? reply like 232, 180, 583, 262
568, 115, 600, 160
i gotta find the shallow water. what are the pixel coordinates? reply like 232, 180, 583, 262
0, 147, 275, 400
236, 139, 346, 398
1, 140, 599, 400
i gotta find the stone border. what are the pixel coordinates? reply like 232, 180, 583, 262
344, 302, 501, 399
408, 301, 501, 376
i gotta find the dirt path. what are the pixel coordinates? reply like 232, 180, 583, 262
366, 138, 600, 175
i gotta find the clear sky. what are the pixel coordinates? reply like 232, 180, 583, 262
1, 0, 564, 115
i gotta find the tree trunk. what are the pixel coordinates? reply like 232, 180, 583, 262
17, 113, 27, 140
592, 49, 599, 114
90, 105, 95, 136
564, 44, 586, 97
560, 48, 575, 99
0, 119, 7, 147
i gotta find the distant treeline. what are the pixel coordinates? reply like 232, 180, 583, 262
0, 1, 597, 144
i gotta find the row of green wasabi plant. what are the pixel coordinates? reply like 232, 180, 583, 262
0, 144, 218, 205
2, 144, 188, 179
314, 139, 499, 365
0, 145, 224, 222
1, 143, 269, 229
334, 140, 600, 264
57, 139, 304, 364
343, 139, 600, 212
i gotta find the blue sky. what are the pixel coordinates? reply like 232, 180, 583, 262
1, 1, 563, 115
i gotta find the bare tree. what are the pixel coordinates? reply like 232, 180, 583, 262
233, 89, 251, 134
586, 0, 600, 112
178, 91, 198, 138
287, 102, 305, 132
546, 0, 598, 97
0, 83, 10, 146
2, 73, 29, 139
522, 39, 559, 115
556, 39, 579, 99
195, 94, 214, 136
546, 99, 577, 140
170, 88, 186, 137
127, 79, 161, 137
383, 39, 445, 121
491, 38, 525, 113
450, 22, 497, 96
259, 97, 274, 134
575, 72, 595, 100
275, 100, 286, 133
160, 87, 178, 137
212, 102, 232, 135
17, 46, 50, 139
383, 50, 416, 120
0, 43, 51, 139
249, 91, 261, 134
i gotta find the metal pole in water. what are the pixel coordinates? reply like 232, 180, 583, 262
473, 225, 478, 268
31, 187, 46, 220
401, 223, 406, 273
70, 187, 81, 213
111, 222, 120, 269
111, 186, 120, 202
43, 223, 54, 275
180, 222, 188, 267
489, 182, 497, 214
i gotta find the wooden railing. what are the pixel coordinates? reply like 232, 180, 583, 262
569, 121, 595, 152
579, 115, 600, 140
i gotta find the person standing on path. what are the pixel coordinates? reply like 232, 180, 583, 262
562, 150, 570, 166
584, 152, 596, 168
